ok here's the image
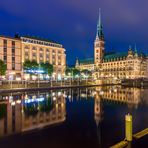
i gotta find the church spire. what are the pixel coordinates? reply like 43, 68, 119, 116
96, 8, 104, 40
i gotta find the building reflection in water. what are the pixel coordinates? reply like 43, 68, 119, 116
93, 86, 148, 147
0, 86, 147, 143
95, 86, 143, 109
94, 92, 103, 147
0, 91, 66, 137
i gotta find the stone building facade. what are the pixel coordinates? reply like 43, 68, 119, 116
0, 36, 22, 80
75, 11, 148, 82
21, 36, 66, 80
0, 35, 66, 80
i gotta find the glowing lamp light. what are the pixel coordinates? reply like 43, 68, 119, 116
58, 92, 62, 96
24, 97, 45, 104
100, 91, 104, 95
63, 94, 67, 98
16, 100, 21, 104
52, 92, 55, 96
114, 89, 117, 92
53, 97, 56, 101
16, 77, 21, 81
68, 95, 71, 99
11, 101, 16, 106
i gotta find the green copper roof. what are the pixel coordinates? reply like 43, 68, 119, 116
78, 50, 147, 65
79, 58, 94, 64
104, 52, 127, 60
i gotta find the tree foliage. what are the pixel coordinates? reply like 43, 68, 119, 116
40, 62, 53, 76
0, 60, 7, 76
81, 69, 92, 76
0, 104, 7, 119
65, 67, 72, 76
23, 60, 54, 76
23, 60, 39, 70
32, 60, 39, 70
73, 68, 80, 76
65, 67, 80, 77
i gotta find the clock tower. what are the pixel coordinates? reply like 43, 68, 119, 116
94, 9, 105, 64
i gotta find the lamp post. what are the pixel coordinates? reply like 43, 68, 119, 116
71, 70, 73, 86
86, 71, 88, 85
38, 64, 40, 88
68, 72, 71, 85
11, 79, 12, 89
61, 75, 62, 86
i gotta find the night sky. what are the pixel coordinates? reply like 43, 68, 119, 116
0, 0, 148, 65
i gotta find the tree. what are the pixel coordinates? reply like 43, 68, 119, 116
73, 68, 80, 77
0, 104, 7, 119
65, 67, 80, 77
31, 60, 39, 70
23, 60, 39, 80
81, 69, 92, 77
23, 60, 32, 70
40, 62, 53, 76
65, 67, 72, 76
0, 60, 7, 78
23, 60, 39, 71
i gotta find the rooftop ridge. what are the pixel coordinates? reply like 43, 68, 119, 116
21, 35, 61, 45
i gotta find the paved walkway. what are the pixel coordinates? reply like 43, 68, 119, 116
0, 84, 110, 93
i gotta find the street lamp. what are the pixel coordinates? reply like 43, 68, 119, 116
38, 64, 41, 88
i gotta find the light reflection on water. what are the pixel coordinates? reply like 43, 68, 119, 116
0, 86, 147, 148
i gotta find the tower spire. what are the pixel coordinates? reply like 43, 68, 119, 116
99, 8, 101, 28
94, 9, 105, 64
96, 8, 104, 40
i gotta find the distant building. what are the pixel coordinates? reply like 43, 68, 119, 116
75, 10, 148, 82
75, 57, 95, 71
0, 35, 66, 80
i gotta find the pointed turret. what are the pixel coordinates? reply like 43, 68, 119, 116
128, 45, 133, 54
127, 45, 134, 59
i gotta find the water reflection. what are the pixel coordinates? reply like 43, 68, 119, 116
0, 91, 66, 137
0, 86, 147, 148
94, 92, 103, 146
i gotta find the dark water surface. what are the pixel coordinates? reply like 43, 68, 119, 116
0, 86, 147, 148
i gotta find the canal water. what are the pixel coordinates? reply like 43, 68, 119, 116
0, 86, 147, 148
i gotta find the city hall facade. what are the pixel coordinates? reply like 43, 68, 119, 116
76, 11, 148, 82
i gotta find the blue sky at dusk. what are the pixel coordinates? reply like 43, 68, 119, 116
0, 0, 148, 65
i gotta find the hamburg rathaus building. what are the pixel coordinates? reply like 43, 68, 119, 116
75, 10, 148, 83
